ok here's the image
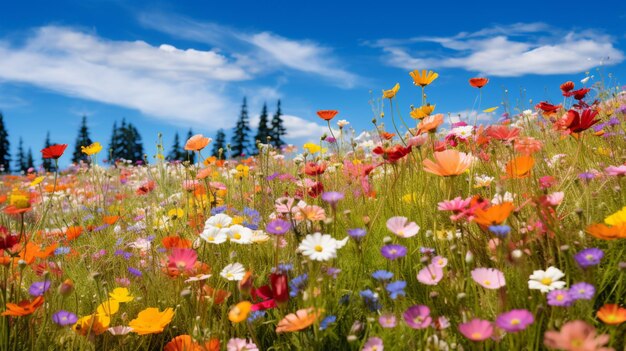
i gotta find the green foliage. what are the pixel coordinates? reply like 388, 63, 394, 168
0, 112, 10, 173
212, 129, 226, 159
72, 116, 93, 164
110, 119, 145, 164
231, 97, 251, 157
254, 103, 271, 154
14, 137, 26, 173
270, 99, 286, 150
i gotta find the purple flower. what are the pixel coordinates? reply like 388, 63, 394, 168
347, 228, 366, 241
379, 313, 397, 328
321, 191, 344, 207
128, 267, 142, 277
266, 219, 291, 235
547, 289, 573, 306
495, 309, 534, 332
52, 310, 78, 326
403, 305, 432, 329
574, 248, 604, 268
569, 282, 595, 300
362, 337, 383, 351
372, 270, 393, 281
325, 136, 337, 144
488, 225, 511, 237
29, 280, 51, 296
381, 244, 407, 260
386, 280, 406, 299
578, 172, 595, 181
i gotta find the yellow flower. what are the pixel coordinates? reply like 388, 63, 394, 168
231, 216, 244, 225
96, 298, 120, 317
605, 206, 626, 226
382, 83, 400, 99
596, 147, 611, 157
109, 288, 134, 303
235, 165, 249, 179
228, 301, 252, 323
409, 69, 439, 87
81, 142, 103, 156
30, 176, 45, 187
402, 192, 418, 203
129, 307, 175, 335
303, 143, 321, 154
9, 192, 30, 209
410, 104, 436, 119
73, 314, 110, 336
168, 208, 185, 220
483, 106, 499, 113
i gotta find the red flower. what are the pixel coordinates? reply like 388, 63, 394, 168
469, 77, 489, 88
307, 181, 324, 198
304, 162, 327, 176
136, 180, 156, 195
41, 144, 68, 159
560, 81, 575, 94
486, 125, 520, 142
317, 110, 339, 121
571, 88, 590, 100
0, 226, 18, 250
372, 144, 412, 162
535, 101, 561, 114
565, 109, 600, 134
270, 273, 289, 306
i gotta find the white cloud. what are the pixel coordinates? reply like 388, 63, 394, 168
374, 24, 624, 76
249, 114, 328, 141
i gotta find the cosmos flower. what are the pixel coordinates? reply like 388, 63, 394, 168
495, 310, 534, 333
81, 142, 103, 156
362, 337, 384, 351
459, 319, 493, 341
574, 248, 604, 268
266, 219, 291, 235
417, 264, 444, 285
409, 69, 438, 87
528, 267, 566, 293
422, 149, 472, 177
544, 320, 611, 350
597, 304, 626, 325
275, 308, 319, 333
386, 216, 420, 238
471, 268, 506, 289
381, 244, 407, 260
547, 289, 573, 307
569, 282, 595, 301
385, 280, 406, 299
128, 307, 175, 335
403, 305, 432, 329
52, 310, 78, 326
221, 263, 246, 281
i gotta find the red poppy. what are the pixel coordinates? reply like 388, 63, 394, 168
41, 144, 68, 159
560, 81, 575, 94
469, 77, 489, 88
571, 88, 590, 100
317, 110, 339, 121
136, 180, 156, 195
270, 273, 289, 305
304, 162, 327, 176
565, 109, 600, 134
535, 101, 562, 115
307, 181, 324, 198
372, 144, 412, 162
486, 125, 520, 142
0, 226, 18, 250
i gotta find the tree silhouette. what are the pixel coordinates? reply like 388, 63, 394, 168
42, 132, 53, 171
254, 103, 271, 154
270, 100, 287, 150
231, 97, 251, 157
0, 112, 10, 173
167, 132, 186, 161
212, 129, 226, 159
15, 137, 26, 173
72, 116, 93, 164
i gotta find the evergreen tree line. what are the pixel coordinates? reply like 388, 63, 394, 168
229, 98, 286, 158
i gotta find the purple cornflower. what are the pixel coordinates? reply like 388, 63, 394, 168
319, 315, 336, 330
360, 289, 381, 311
379, 313, 397, 328
386, 280, 406, 299
128, 267, 142, 277
347, 228, 366, 241
569, 282, 595, 300
574, 248, 604, 268
578, 172, 595, 181
547, 289, 573, 306
488, 225, 511, 237
29, 280, 51, 296
495, 309, 534, 332
403, 305, 432, 329
372, 270, 393, 281
381, 244, 407, 260
52, 310, 78, 326
321, 191, 344, 208
266, 219, 291, 235
362, 337, 384, 351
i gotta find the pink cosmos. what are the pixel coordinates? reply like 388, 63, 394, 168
432, 256, 448, 268
417, 263, 444, 285
362, 337, 384, 351
379, 313, 397, 328
182, 180, 200, 191
403, 305, 432, 329
386, 216, 420, 238
167, 248, 198, 274
274, 197, 306, 214
605, 165, 626, 176
227, 338, 259, 351
496, 309, 534, 332
545, 192, 564, 207
544, 320, 612, 351
459, 319, 494, 341
471, 268, 506, 289
437, 197, 471, 212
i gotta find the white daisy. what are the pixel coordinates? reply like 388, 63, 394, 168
184, 274, 212, 283
204, 213, 232, 229
474, 174, 494, 188
200, 226, 228, 244
227, 225, 253, 244
528, 266, 566, 293
251, 230, 270, 243
298, 233, 338, 261
220, 262, 246, 281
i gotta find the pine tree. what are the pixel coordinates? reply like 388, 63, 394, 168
42, 132, 53, 171
15, 137, 26, 173
0, 112, 10, 173
254, 103, 270, 154
167, 132, 186, 161
112, 119, 127, 161
26, 148, 34, 171
270, 100, 287, 150
128, 123, 144, 164
212, 129, 226, 159
231, 97, 251, 157
72, 116, 93, 164
108, 121, 119, 162
186, 129, 196, 163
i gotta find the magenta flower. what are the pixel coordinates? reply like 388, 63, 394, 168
386, 216, 420, 238
167, 248, 197, 274
417, 263, 443, 285
381, 244, 407, 260
605, 165, 626, 176
403, 305, 432, 329
362, 337, 384, 351
266, 219, 291, 235
379, 313, 397, 328
471, 268, 506, 289
547, 289, 573, 307
459, 319, 494, 341
496, 309, 534, 332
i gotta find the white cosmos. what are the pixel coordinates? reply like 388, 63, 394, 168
204, 213, 232, 229
200, 226, 228, 244
227, 225, 253, 244
220, 262, 246, 281
528, 266, 566, 293
298, 233, 339, 261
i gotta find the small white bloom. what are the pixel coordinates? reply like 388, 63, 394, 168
337, 119, 350, 128
204, 213, 232, 229
108, 326, 134, 335
474, 174, 494, 188
298, 233, 338, 261
492, 192, 515, 205
200, 226, 228, 244
227, 225, 253, 244
451, 126, 474, 139
220, 262, 246, 281
528, 266, 566, 293
251, 230, 270, 243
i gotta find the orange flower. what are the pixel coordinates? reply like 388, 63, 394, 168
422, 149, 472, 177
514, 137, 543, 155
129, 307, 175, 335
409, 69, 439, 87
299, 205, 326, 221
586, 223, 626, 240
103, 216, 120, 225
73, 314, 110, 336
185, 134, 211, 151
469, 77, 489, 88
317, 110, 338, 121
379, 131, 395, 140
228, 301, 252, 323
164, 335, 203, 351
597, 304, 626, 325
505, 156, 534, 178
2, 296, 44, 317
560, 81, 575, 93
200, 286, 231, 305
417, 114, 444, 134
65, 226, 83, 241
202, 339, 221, 351
473, 202, 515, 227
162, 236, 192, 249
276, 308, 319, 333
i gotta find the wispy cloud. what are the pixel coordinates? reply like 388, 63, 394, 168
372, 23, 624, 76
138, 12, 358, 88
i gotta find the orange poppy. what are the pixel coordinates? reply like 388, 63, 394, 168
162, 236, 192, 249
201, 339, 221, 351
275, 308, 319, 333
164, 335, 203, 351
585, 223, 626, 240
560, 81, 575, 93
65, 226, 83, 241
200, 286, 231, 305
469, 77, 489, 88
317, 110, 339, 121
18, 242, 58, 264
2, 296, 44, 317
505, 156, 534, 178
473, 202, 515, 227
380, 132, 395, 140
228, 301, 252, 323
185, 134, 211, 151
422, 149, 472, 177
103, 216, 120, 225
417, 114, 444, 134
597, 304, 626, 325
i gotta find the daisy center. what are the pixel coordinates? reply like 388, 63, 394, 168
314, 245, 323, 252
540, 277, 552, 285
556, 294, 564, 301
471, 332, 482, 339
483, 280, 491, 286
510, 319, 520, 325
233, 233, 241, 240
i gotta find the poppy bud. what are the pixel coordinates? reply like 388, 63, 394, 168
270, 272, 289, 306
238, 271, 254, 295
58, 279, 74, 296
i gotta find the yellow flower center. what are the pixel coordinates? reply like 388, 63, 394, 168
510, 319, 520, 325
233, 233, 241, 240
540, 278, 552, 285
556, 294, 564, 301
471, 332, 482, 339
226, 273, 233, 278
484, 280, 491, 286
314, 245, 323, 252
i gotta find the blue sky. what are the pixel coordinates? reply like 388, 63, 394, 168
1, 0, 625, 167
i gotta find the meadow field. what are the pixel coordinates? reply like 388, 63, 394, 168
1, 72, 626, 351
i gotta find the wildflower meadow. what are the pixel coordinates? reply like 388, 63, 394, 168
2, 71, 626, 351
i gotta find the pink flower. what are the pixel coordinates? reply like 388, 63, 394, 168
438, 197, 471, 212
167, 248, 197, 275
546, 192, 564, 206
459, 319, 494, 341
182, 180, 200, 191
417, 264, 443, 285
544, 320, 613, 351
386, 216, 420, 238
432, 256, 448, 268
362, 337, 384, 351
605, 165, 626, 177
471, 268, 506, 289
